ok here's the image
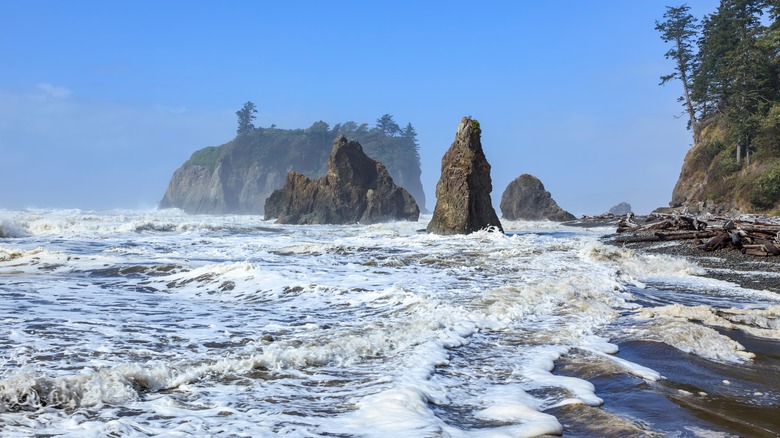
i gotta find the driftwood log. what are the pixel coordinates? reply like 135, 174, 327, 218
613, 213, 780, 257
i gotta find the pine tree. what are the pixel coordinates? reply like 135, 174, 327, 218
696, 0, 771, 162
656, 4, 701, 141
236, 101, 258, 134
376, 114, 401, 137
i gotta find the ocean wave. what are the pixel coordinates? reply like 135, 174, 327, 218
0, 218, 28, 238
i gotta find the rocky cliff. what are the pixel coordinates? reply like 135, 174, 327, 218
264, 136, 419, 224
500, 174, 575, 222
670, 119, 780, 215
427, 117, 503, 235
159, 121, 426, 214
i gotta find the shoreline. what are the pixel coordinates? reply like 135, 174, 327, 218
602, 234, 780, 293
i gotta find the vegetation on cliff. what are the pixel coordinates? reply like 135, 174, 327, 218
658, 1, 780, 214
163, 110, 425, 214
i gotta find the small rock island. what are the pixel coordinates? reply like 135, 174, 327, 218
500, 174, 575, 222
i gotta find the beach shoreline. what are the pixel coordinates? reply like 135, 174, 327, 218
603, 233, 780, 293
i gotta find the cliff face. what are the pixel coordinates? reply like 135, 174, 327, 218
669, 119, 780, 215
159, 161, 286, 214
159, 124, 426, 214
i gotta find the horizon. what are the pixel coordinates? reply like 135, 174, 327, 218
1, 1, 720, 216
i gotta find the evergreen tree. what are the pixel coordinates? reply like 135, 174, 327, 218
236, 101, 258, 134
656, 4, 701, 140
401, 122, 418, 146
697, 0, 771, 162
376, 114, 401, 137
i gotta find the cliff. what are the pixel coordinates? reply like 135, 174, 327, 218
670, 118, 780, 216
159, 121, 426, 214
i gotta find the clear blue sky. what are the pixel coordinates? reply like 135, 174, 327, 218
1, 0, 720, 215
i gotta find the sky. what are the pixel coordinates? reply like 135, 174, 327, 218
1, 0, 721, 215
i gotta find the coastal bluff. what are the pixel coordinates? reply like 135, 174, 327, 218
264, 136, 419, 225
500, 174, 575, 222
427, 117, 503, 235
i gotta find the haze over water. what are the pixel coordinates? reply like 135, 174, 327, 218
1, 209, 779, 436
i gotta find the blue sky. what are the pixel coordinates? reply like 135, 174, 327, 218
1, 0, 720, 214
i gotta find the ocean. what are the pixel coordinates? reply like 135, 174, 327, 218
0, 209, 778, 437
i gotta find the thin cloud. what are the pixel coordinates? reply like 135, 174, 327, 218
36, 83, 73, 99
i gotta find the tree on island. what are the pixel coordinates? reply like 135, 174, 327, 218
376, 114, 401, 137
401, 122, 418, 144
236, 101, 258, 134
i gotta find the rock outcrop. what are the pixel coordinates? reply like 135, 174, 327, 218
426, 117, 503, 235
264, 136, 420, 224
608, 202, 632, 216
500, 174, 575, 222
669, 118, 780, 215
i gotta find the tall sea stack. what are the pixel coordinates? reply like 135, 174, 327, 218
427, 117, 503, 235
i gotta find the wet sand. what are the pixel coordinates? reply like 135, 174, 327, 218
595, 233, 780, 436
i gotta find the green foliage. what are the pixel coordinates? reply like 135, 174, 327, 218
470, 119, 481, 137
186, 146, 222, 171
716, 149, 742, 175
703, 138, 726, 160
660, 1, 779, 156
753, 103, 780, 159
749, 162, 780, 209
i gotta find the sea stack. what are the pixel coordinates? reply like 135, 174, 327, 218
426, 117, 503, 235
264, 136, 419, 224
608, 202, 632, 216
500, 174, 575, 222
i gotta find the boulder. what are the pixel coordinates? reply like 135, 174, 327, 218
264, 136, 420, 224
608, 202, 632, 216
427, 117, 503, 234
500, 174, 575, 222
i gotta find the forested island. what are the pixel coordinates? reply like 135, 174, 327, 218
159, 104, 425, 214
659, 1, 780, 214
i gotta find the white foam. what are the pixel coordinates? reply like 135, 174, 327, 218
645, 303, 780, 338
474, 384, 561, 425
580, 241, 705, 282
520, 346, 603, 406
1, 208, 774, 436
632, 309, 755, 363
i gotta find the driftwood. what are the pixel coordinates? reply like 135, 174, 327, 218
613, 213, 780, 257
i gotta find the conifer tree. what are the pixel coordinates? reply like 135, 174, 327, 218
236, 101, 258, 134
656, 4, 701, 141
376, 114, 401, 137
